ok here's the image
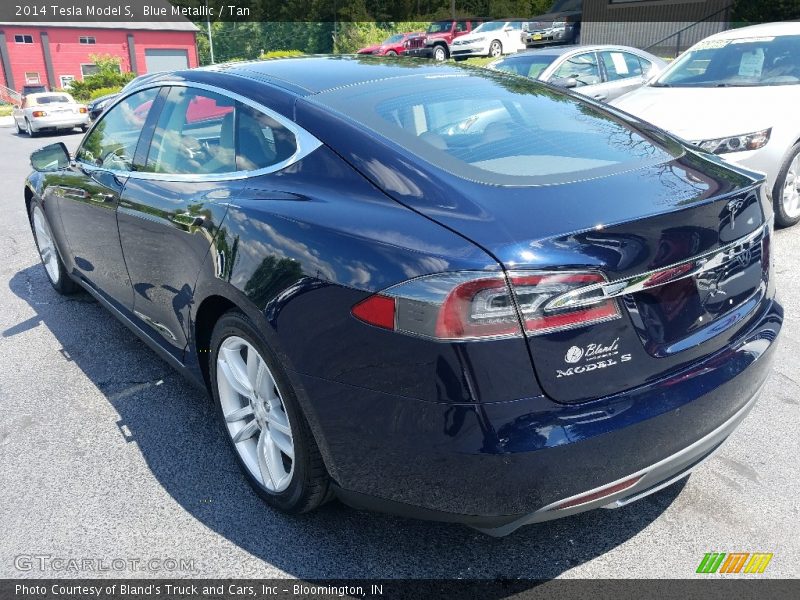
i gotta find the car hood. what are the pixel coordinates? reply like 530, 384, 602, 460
612, 85, 800, 141
357, 44, 381, 53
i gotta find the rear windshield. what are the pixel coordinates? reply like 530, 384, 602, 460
313, 70, 678, 186
33, 95, 72, 104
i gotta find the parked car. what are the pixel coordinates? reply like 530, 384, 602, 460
403, 18, 487, 61
612, 21, 800, 227
523, 0, 582, 47
25, 57, 781, 536
489, 45, 667, 102
357, 32, 424, 56
13, 92, 89, 136
450, 20, 527, 60
87, 92, 119, 121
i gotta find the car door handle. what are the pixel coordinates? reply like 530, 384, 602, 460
90, 193, 117, 203
591, 94, 607, 102
58, 186, 89, 200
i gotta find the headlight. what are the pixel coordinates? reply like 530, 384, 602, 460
694, 128, 771, 154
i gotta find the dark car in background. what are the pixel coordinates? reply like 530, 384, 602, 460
523, 0, 582, 47
87, 92, 119, 120
24, 58, 781, 535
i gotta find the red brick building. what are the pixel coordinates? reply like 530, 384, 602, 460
0, 21, 199, 93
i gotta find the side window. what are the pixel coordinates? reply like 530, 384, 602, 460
145, 86, 299, 175
553, 52, 601, 86
235, 103, 298, 171
600, 51, 644, 81
76, 87, 158, 171
455, 21, 468, 33
145, 87, 235, 175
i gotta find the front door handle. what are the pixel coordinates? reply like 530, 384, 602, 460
58, 186, 89, 200
90, 192, 117, 204
171, 212, 205, 228
592, 94, 607, 102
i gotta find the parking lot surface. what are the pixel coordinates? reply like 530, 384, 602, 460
1, 126, 798, 579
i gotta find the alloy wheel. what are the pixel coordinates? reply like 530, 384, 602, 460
32, 206, 60, 284
781, 151, 800, 220
490, 41, 502, 58
26, 120, 34, 137
433, 46, 446, 61
216, 335, 295, 493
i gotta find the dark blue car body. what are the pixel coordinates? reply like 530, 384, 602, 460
25, 57, 781, 535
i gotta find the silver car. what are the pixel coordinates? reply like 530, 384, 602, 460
13, 92, 90, 137
488, 45, 667, 102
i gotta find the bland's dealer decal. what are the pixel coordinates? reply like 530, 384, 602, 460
557, 338, 631, 378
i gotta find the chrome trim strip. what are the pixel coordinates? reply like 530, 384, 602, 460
545, 223, 768, 312
76, 80, 322, 183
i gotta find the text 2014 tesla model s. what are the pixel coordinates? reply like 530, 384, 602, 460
24, 57, 781, 536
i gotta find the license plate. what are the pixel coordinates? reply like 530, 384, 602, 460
533, 34, 542, 40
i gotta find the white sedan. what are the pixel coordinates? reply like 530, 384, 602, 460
450, 21, 526, 60
13, 92, 90, 137
612, 21, 800, 228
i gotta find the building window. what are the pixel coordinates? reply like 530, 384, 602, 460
14, 35, 34, 44
79, 36, 96, 45
25, 72, 40, 84
60, 75, 75, 89
81, 63, 120, 78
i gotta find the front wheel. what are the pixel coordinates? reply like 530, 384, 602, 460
29, 200, 78, 294
489, 40, 502, 58
433, 45, 447, 61
385, 50, 397, 57
209, 311, 331, 513
773, 142, 800, 228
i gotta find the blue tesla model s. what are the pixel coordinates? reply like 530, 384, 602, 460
24, 57, 781, 535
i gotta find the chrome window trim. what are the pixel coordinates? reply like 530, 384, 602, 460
76, 80, 322, 183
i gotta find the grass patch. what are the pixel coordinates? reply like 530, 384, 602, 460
0, 105, 14, 117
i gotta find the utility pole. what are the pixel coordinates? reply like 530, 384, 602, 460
451, 0, 455, 19
206, 0, 215, 64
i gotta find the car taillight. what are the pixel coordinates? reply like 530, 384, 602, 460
32, 110, 46, 117
351, 271, 620, 341
79, 107, 87, 113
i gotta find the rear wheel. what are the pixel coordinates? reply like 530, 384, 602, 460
29, 201, 78, 294
16, 120, 24, 134
489, 40, 502, 58
773, 142, 800, 228
433, 45, 447, 61
80, 124, 89, 133
25, 119, 37, 137
209, 311, 331, 513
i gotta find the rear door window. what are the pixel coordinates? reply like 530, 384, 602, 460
599, 51, 644, 81
552, 52, 601, 86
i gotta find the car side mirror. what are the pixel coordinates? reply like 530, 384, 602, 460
551, 76, 579, 89
30, 142, 71, 172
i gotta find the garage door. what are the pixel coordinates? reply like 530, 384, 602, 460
144, 49, 189, 73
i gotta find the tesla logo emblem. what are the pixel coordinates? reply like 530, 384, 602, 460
727, 199, 744, 229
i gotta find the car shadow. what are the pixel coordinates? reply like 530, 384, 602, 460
6, 262, 687, 580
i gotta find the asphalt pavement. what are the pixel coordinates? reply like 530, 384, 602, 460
0, 124, 798, 580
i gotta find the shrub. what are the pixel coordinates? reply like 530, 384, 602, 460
68, 54, 135, 101
87, 86, 123, 100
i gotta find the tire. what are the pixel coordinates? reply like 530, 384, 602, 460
29, 200, 79, 295
209, 310, 331, 513
433, 45, 447, 61
16, 120, 24, 135
385, 50, 397, 57
773, 142, 800, 228
80, 124, 89, 133
489, 40, 502, 58
25, 119, 37, 137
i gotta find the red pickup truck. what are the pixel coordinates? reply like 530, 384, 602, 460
357, 32, 425, 56
402, 19, 488, 61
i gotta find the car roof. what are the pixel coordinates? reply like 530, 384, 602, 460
194, 56, 475, 96
26, 92, 73, 99
706, 21, 800, 41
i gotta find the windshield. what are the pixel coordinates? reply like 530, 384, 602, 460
384, 34, 404, 44
655, 34, 800, 87
492, 55, 559, 79
34, 95, 72, 104
474, 22, 505, 33
313, 70, 677, 187
427, 22, 451, 34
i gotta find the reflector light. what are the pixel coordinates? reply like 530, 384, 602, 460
351, 294, 396, 330
551, 475, 643, 511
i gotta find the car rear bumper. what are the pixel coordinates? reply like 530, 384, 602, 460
30, 115, 88, 130
293, 296, 781, 534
